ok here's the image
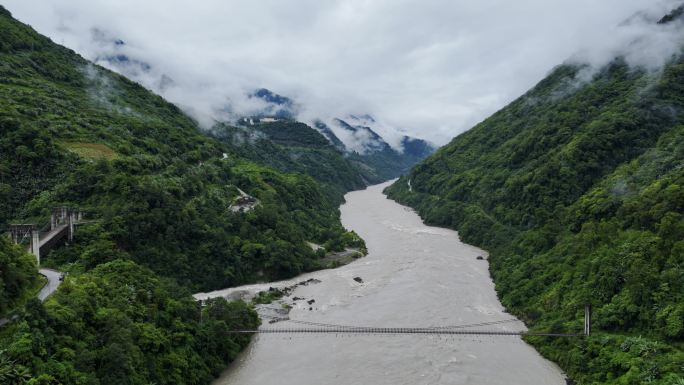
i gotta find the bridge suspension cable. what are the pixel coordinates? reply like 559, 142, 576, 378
247, 316, 583, 337
263, 315, 520, 331
229, 327, 582, 337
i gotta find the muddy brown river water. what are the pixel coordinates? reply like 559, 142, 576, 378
196, 182, 566, 385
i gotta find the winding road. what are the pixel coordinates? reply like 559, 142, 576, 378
37, 268, 62, 301
0, 268, 62, 327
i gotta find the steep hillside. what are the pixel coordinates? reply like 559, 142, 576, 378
0, 5, 362, 290
229, 88, 436, 183
212, 120, 366, 197
0, 6, 361, 384
386, 18, 684, 385
0, 238, 38, 315
217, 117, 435, 191
318, 118, 436, 182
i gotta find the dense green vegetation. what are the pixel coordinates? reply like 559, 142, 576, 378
387, 53, 684, 383
0, 6, 365, 383
346, 146, 424, 183
0, 238, 38, 315
243, 120, 330, 148
213, 119, 436, 198
320, 119, 436, 183
1, 260, 258, 385
211, 121, 367, 197
0, 3, 363, 290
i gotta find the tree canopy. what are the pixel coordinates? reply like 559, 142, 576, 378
387, 58, 684, 384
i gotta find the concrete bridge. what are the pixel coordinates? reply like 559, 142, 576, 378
0, 208, 81, 327
5, 207, 84, 265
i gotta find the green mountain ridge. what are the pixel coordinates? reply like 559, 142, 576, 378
386, 22, 684, 385
210, 120, 368, 197
0, 6, 363, 383
226, 117, 436, 187
4, 1, 682, 384
323, 117, 437, 182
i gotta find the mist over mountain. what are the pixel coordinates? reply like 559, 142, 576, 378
6, 0, 684, 145
230, 98, 436, 184
233, 88, 435, 157
2, 1, 684, 384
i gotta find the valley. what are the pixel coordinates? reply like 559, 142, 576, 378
1, 2, 683, 384
200, 183, 567, 385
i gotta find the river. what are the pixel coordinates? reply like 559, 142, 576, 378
196, 182, 567, 385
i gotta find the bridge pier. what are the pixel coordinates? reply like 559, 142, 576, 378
51, 207, 69, 231
68, 212, 75, 242
52, 207, 81, 242
31, 230, 40, 265
6, 207, 84, 266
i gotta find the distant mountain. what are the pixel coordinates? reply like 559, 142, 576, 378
314, 120, 346, 151
313, 116, 436, 182
248, 88, 298, 119
251, 88, 293, 106
658, 4, 684, 24
91, 29, 153, 74
224, 114, 435, 187
331, 117, 387, 153
59, 28, 434, 186
212, 120, 367, 195
332, 114, 435, 158
401, 136, 434, 160
233, 90, 436, 183
88, 28, 179, 93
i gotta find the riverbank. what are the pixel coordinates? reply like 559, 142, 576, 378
199, 182, 567, 385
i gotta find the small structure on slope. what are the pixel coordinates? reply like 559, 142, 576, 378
229, 187, 260, 213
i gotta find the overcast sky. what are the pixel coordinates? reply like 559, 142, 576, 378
3, 0, 683, 146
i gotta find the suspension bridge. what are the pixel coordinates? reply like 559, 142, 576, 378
225, 305, 592, 338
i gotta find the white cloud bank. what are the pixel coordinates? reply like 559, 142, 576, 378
3, 0, 684, 145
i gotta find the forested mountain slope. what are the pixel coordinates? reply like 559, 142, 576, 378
0, 6, 361, 383
321, 117, 437, 182
0, 238, 38, 315
386, 13, 684, 385
211, 120, 367, 198
233, 89, 436, 185
222, 117, 436, 188
0, 4, 360, 291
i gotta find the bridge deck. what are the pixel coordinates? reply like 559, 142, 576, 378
39, 224, 68, 248
229, 328, 583, 337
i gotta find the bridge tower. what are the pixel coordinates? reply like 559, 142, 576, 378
584, 305, 592, 336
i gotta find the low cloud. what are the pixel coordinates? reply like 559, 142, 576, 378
4, 0, 683, 145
